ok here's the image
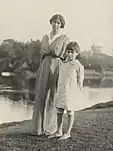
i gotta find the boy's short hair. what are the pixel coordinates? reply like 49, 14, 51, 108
66, 41, 80, 54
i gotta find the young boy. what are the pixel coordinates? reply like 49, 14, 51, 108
49, 41, 84, 140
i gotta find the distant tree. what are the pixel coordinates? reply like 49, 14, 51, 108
80, 45, 113, 71
1, 39, 112, 74
0, 38, 41, 73
91, 44, 102, 54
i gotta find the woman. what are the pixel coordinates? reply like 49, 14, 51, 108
32, 14, 69, 135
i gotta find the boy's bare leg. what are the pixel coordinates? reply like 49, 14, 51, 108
56, 113, 63, 134
59, 111, 74, 140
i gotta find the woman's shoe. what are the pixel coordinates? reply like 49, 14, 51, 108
42, 131, 51, 136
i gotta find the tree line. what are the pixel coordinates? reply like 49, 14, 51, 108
0, 39, 113, 74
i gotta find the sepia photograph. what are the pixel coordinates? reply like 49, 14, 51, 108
0, 0, 113, 150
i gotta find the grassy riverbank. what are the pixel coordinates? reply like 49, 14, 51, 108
0, 102, 113, 151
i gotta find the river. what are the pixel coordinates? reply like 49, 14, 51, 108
0, 75, 113, 124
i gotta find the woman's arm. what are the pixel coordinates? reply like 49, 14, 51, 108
40, 35, 50, 55
61, 36, 70, 59
39, 35, 51, 62
52, 35, 69, 58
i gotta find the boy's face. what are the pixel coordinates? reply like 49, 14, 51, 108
66, 49, 78, 61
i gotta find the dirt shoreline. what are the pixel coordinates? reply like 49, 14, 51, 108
0, 107, 113, 151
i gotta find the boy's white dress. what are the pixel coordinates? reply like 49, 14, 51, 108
55, 60, 85, 111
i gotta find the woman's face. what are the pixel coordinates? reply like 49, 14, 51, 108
51, 20, 61, 33
66, 49, 78, 61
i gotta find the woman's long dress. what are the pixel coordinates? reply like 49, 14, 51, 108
32, 33, 69, 134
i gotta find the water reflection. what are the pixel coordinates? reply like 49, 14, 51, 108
0, 75, 35, 124
0, 75, 36, 103
84, 77, 113, 88
0, 96, 33, 124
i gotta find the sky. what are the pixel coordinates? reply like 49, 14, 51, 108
0, 0, 113, 55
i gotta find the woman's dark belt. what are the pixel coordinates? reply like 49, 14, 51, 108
43, 53, 62, 60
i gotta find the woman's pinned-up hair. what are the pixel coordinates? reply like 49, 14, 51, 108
49, 14, 65, 28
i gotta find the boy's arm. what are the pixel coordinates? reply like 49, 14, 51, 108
78, 62, 84, 90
